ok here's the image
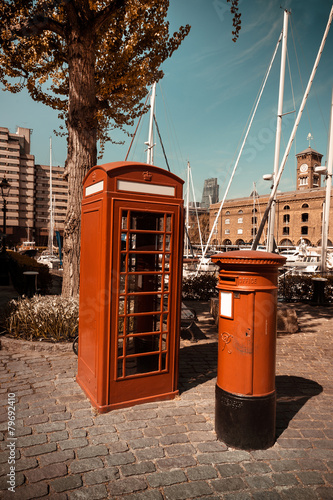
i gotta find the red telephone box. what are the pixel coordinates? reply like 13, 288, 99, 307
77, 161, 184, 413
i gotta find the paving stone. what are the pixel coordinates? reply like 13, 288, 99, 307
50, 411, 72, 421
165, 443, 196, 456
121, 461, 156, 477
186, 465, 218, 480
2, 482, 49, 499
84, 467, 119, 485
70, 457, 104, 473
34, 421, 66, 433
25, 462, 67, 483
211, 477, 248, 493
134, 447, 165, 461
38, 449, 74, 467
50, 474, 83, 493
156, 455, 197, 470
59, 437, 89, 450
67, 417, 94, 429
297, 471, 326, 485
23, 442, 57, 457
159, 433, 189, 446
13, 456, 38, 472
279, 487, 318, 499
164, 480, 213, 499
77, 444, 109, 459
245, 475, 275, 489
147, 469, 187, 487
216, 463, 244, 477
68, 484, 108, 499
272, 472, 300, 486
16, 434, 47, 448
128, 437, 159, 449
49, 430, 69, 442
105, 451, 136, 466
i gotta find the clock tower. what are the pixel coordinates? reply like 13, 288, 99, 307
296, 146, 323, 191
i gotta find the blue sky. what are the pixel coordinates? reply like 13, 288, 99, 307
1, 0, 333, 202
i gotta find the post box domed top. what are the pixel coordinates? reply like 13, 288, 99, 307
211, 250, 286, 269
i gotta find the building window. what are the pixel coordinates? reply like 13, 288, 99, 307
283, 227, 289, 235
252, 216, 257, 224
313, 176, 319, 187
283, 214, 290, 224
225, 211, 230, 215
251, 227, 257, 235
238, 210, 243, 214
225, 218, 230, 224
302, 213, 308, 222
284, 205, 290, 210
299, 177, 308, 186
237, 229, 243, 235
238, 217, 243, 223
302, 203, 309, 208
225, 229, 230, 235
301, 226, 308, 235
252, 208, 257, 213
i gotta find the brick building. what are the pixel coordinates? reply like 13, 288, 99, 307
209, 146, 332, 248
0, 126, 67, 247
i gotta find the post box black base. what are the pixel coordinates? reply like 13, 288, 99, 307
215, 385, 276, 450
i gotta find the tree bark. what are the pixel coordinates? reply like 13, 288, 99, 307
62, 27, 97, 297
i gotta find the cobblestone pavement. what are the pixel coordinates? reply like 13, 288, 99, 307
0, 300, 332, 499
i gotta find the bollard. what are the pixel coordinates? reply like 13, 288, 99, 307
211, 250, 286, 450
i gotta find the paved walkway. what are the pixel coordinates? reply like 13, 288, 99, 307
0, 297, 332, 499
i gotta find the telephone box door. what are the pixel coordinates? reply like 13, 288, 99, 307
109, 200, 181, 407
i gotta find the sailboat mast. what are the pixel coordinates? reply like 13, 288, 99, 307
252, 4, 333, 250
321, 88, 333, 272
267, 9, 290, 252
185, 161, 190, 258
49, 137, 54, 256
146, 83, 156, 165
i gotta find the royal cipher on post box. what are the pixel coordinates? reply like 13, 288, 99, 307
77, 161, 184, 413
211, 250, 286, 450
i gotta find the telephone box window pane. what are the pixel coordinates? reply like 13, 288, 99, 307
128, 253, 163, 272
130, 234, 137, 249
166, 215, 172, 232
165, 235, 171, 251
161, 353, 167, 371
120, 254, 127, 272
120, 276, 126, 293
162, 313, 168, 331
118, 316, 125, 336
118, 338, 124, 356
121, 233, 127, 250
130, 212, 164, 231
163, 296, 169, 312
128, 314, 161, 334
164, 255, 171, 271
127, 294, 162, 314
127, 274, 161, 292
164, 275, 169, 291
126, 334, 160, 353
162, 334, 167, 350
121, 212, 128, 229
117, 359, 123, 378
125, 354, 159, 375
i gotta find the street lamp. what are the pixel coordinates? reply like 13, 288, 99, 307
0, 175, 11, 253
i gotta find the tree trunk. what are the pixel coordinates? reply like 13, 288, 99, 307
62, 28, 97, 297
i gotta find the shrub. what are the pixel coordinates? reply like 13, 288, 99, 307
278, 273, 333, 303
7, 251, 52, 295
3, 295, 79, 342
182, 273, 218, 301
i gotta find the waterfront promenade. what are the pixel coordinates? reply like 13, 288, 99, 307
0, 287, 332, 499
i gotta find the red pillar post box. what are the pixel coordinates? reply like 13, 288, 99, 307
211, 250, 286, 450
77, 161, 184, 412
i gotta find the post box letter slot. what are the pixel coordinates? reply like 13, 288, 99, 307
220, 276, 237, 285
220, 291, 233, 319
